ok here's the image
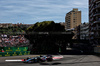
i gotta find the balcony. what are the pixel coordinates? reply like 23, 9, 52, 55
94, 12, 100, 16
89, 4, 94, 10
80, 31, 89, 34
91, 4, 100, 12
80, 26, 89, 30
94, 20, 100, 24
91, 27, 96, 31
89, 1, 94, 7
91, 22, 97, 26
91, 23, 94, 26
90, 36, 94, 40
96, 4, 100, 8
90, 17, 94, 21
94, 36, 100, 39
90, 13, 94, 17
94, 0, 99, 3
91, 32, 94, 35
91, 26, 100, 31
94, 27, 97, 30
97, 26, 100, 30
91, 27, 93, 31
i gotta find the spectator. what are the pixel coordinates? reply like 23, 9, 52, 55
0, 34, 29, 47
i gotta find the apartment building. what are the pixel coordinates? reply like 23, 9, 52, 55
0, 23, 12, 28
65, 8, 81, 30
89, 0, 100, 45
80, 23, 89, 40
0, 23, 33, 28
73, 23, 89, 40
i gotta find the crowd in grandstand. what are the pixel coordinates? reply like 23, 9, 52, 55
0, 34, 29, 47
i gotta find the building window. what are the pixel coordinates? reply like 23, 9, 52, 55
73, 19, 75, 20
73, 21, 75, 22
73, 14, 75, 17
73, 13, 75, 14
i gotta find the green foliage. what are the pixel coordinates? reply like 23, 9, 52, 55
26, 21, 65, 32
0, 26, 25, 34
24, 21, 74, 54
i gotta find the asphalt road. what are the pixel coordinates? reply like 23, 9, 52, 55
0, 55, 100, 66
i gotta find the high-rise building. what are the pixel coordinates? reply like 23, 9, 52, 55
65, 8, 81, 30
89, 0, 100, 45
80, 23, 89, 40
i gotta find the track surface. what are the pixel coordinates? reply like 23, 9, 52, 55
0, 55, 100, 66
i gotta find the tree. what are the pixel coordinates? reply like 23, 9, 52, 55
26, 21, 65, 32
25, 21, 74, 54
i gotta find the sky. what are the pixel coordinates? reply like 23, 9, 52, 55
0, 0, 88, 24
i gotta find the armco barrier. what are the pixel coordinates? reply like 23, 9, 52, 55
0, 47, 30, 57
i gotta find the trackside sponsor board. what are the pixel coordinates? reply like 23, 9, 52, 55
0, 47, 30, 57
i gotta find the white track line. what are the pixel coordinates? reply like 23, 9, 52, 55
5, 60, 22, 61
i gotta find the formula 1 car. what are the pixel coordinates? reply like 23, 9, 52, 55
5, 55, 63, 63
23, 55, 52, 63
23, 55, 63, 63
23, 56, 46, 63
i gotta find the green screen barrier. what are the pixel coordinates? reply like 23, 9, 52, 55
12, 52, 17, 56
0, 47, 28, 52
0, 54, 2, 57
0, 47, 30, 57
5, 52, 11, 56
4, 47, 13, 52
0, 51, 30, 57
16, 51, 30, 55
13, 47, 28, 51
0, 52, 11, 56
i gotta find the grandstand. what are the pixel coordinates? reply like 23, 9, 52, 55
0, 34, 29, 47
0, 34, 30, 57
